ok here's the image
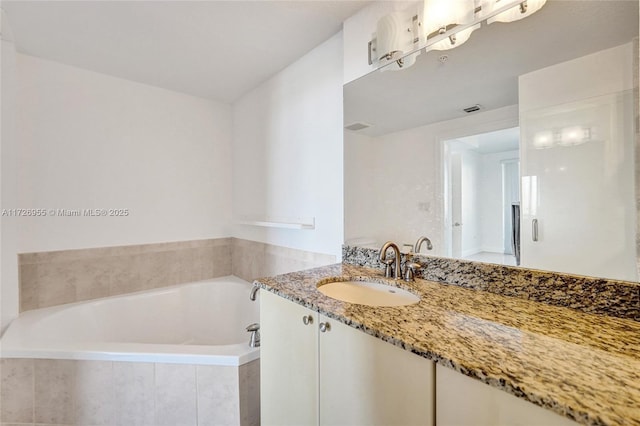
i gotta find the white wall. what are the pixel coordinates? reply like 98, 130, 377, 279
232, 33, 344, 258
460, 149, 480, 257
344, 130, 376, 246
479, 150, 519, 253
15, 54, 233, 252
1, 54, 233, 331
344, 105, 518, 255
1, 11, 19, 333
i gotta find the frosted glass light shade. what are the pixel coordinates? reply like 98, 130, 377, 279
423, 0, 477, 51
376, 12, 409, 61
426, 24, 480, 51
487, 0, 547, 24
532, 130, 554, 149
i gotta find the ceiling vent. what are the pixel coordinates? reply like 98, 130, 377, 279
463, 104, 482, 113
345, 122, 372, 131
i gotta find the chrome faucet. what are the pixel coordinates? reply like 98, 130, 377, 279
249, 284, 260, 301
414, 236, 433, 253
379, 241, 402, 280
246, 323, 260, 347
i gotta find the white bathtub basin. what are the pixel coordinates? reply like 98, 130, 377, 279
0, 276, 260, 366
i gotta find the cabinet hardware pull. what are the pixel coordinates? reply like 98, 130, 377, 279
532, 218, 539, 242
302, 315, 313, 325
319, 322, 331, 333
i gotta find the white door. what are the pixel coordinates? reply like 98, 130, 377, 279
450, 152, 463, 258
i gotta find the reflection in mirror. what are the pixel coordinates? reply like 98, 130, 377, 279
442, 127, 520, 266
344, 1, 639, 282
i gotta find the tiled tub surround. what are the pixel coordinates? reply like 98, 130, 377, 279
18, 238, 233, 312
1, 277, 260, 425
231, 238, 336, 283
0, 358, 260, 426
6, 239, 333, 425
343, 245, 640, 321
254, 263, 640, 426
18, 238, 336, 312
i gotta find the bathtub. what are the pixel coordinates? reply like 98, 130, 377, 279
0, 275, 260, 366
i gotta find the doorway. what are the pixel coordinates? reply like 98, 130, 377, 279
443, 127, 520, 266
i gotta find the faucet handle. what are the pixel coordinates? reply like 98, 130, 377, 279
404, 262, 422, 282
246, 323, 260, 348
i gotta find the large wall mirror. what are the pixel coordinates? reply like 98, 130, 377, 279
344, 1, 639, 282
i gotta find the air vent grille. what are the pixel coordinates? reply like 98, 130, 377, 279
345, 122, 371, 131
463, 104, 482, 113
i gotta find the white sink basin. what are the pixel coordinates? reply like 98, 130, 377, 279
317, 280, 420, 307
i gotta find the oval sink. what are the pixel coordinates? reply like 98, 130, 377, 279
317, 280, 420, 307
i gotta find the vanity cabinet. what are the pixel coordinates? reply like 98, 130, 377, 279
436, 365, 578, 426
260, 291, 435, 426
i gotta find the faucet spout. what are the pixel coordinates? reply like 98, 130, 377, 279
379, 241, 402, 280
249, 284, 260, 301
414, 236, 433, 253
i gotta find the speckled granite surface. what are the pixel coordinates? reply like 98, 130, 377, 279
343, 245, 640, 321
255, 263, 640, 426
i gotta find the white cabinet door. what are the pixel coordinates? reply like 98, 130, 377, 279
436, 365, 578, 426
261, 291, 318, 426
319, 314, 435, 426
261, 292, 436, 426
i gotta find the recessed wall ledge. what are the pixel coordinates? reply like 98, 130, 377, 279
342, 245, 640, 322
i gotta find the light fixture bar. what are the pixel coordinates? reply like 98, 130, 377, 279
373, 0, 533, 68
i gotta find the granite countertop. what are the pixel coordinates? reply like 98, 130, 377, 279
254, 263, 640, 426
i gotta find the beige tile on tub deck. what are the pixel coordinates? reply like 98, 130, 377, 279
239, 360, 260, 426
231, 240, 265, 282
1, 358, 34, 424
72, 259, 111, 303
139, 251, 181, 291
34, 261, 77, 309
19, 264, 38, 312
33, 360, 74, 425
176, 248, 199, 283
154, 363, 197, 426
113, 362, 155, 426
196, 365, 240, 426
210, 244, 232, 278
108, 254, 142, 296
73, 361, 114, 425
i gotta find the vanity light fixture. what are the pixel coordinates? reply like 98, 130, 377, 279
372, 11, 421, 71
559, 126, 592, 147
369, 0, 547, 70
532, 126, 594, 149
532, 130, 554, 149
487, 0, 547, 24
423, 0, 478, 51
